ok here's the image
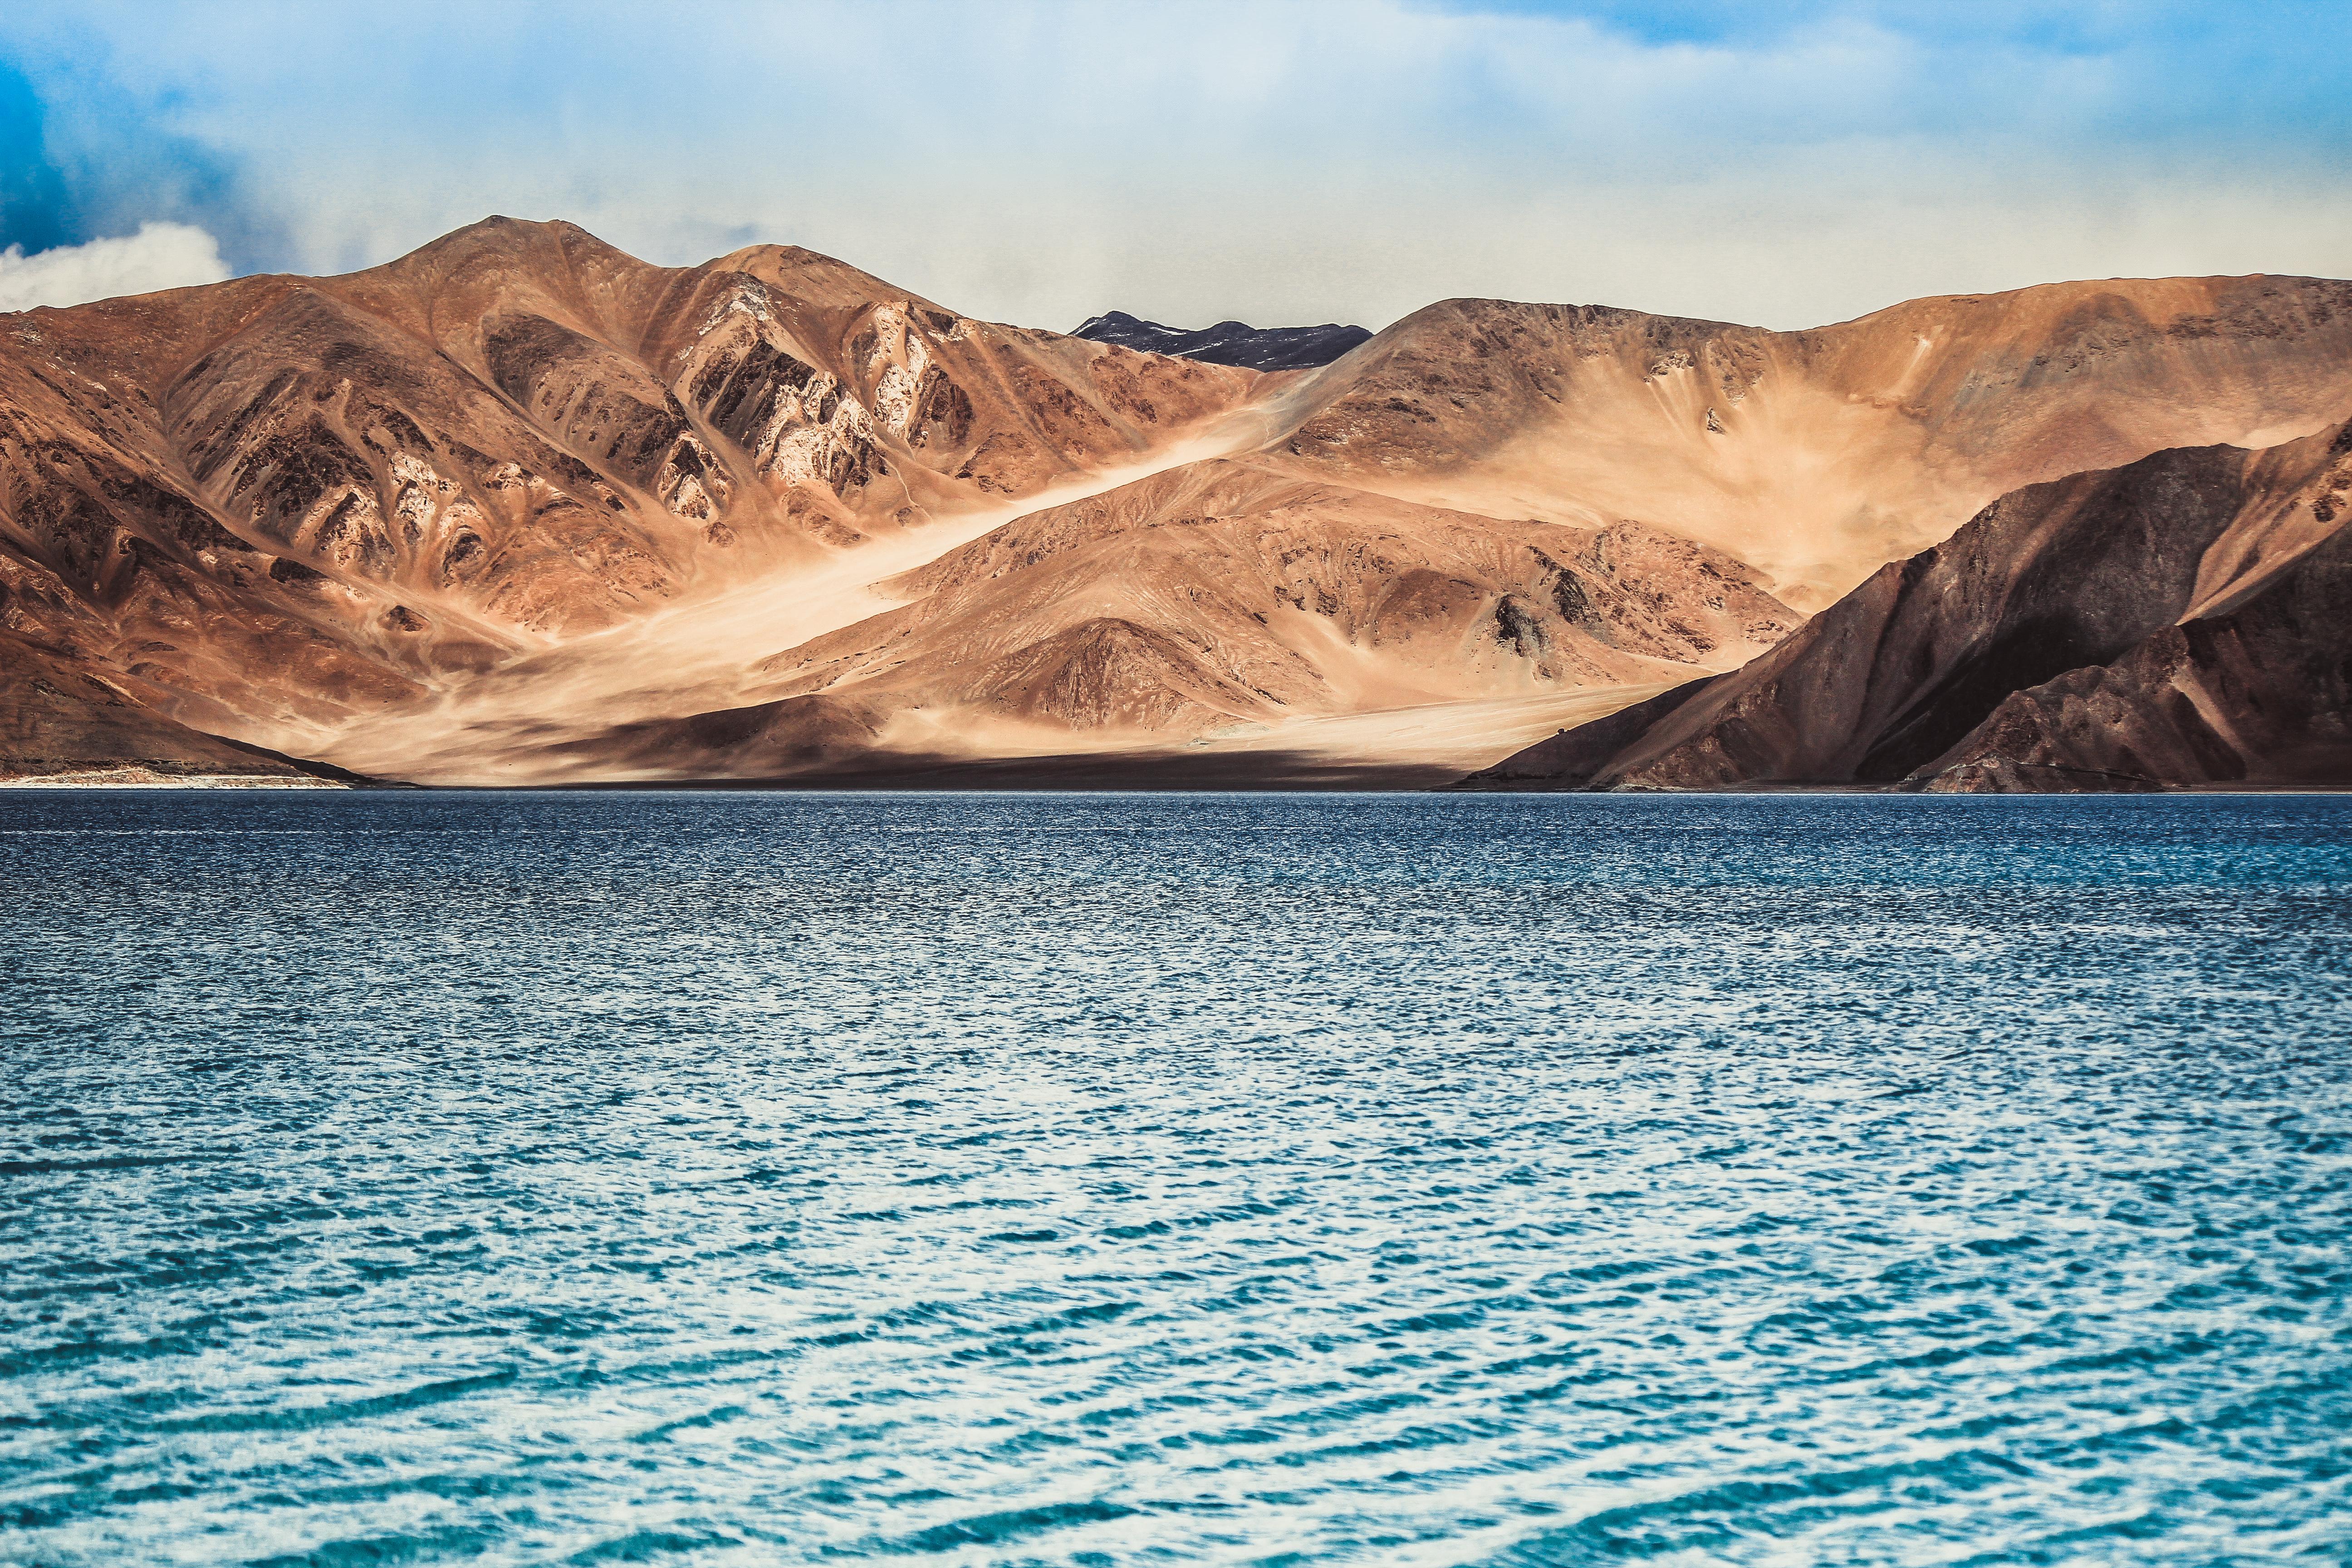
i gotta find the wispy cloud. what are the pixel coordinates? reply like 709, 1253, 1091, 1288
0, 2, 2345, 328
0, 221, 227, 311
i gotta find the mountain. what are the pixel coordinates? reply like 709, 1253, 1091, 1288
1460, 420, 2352, 792
1254, 279, 2352, 611
1072, 311, 1372, 372
4, 220, 2350, 788
0, 217, 1261, 778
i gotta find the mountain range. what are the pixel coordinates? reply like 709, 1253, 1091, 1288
3, 216, 2348, 789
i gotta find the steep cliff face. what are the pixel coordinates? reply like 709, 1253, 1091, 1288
1916, 460, 2352, 791
1462, 421, 2352, 792
0, 217, 1261, 774
1265, 279, 2352, 609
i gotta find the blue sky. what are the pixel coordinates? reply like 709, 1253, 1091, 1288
3, 1, 2348, 328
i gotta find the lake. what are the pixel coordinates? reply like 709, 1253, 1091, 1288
3, 790, 2348, 1565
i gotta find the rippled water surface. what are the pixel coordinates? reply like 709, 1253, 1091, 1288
3, 790, 2350, 1567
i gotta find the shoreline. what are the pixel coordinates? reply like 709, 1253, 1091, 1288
5, 771, 2347, 797
0, 767, 349, 790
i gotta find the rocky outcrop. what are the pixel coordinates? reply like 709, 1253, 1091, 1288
1460, 421, 2352, 792
1073, 311, 1373, 372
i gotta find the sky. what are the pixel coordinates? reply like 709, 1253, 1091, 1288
1, 1, 2348, 330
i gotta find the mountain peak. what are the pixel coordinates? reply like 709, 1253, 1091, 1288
1072, 312, 1372, 372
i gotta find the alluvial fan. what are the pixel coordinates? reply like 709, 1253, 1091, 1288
1, 791, 2348, 1566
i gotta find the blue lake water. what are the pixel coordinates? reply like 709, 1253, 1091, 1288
2, 789, 2349, 1566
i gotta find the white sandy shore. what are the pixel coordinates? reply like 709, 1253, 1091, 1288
0, 768, 347, 789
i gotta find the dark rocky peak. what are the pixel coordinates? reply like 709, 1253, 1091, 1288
1072, 310, 1372, 372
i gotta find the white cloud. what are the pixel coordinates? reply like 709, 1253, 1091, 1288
2, 3, 2347, 330
0, 222, 230, 312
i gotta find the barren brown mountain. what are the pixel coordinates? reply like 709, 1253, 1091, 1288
1259, 280, 2352, 609
3, 217, 2349, 787
0, 217, 1260, 778
1463, 419, 2352, 792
